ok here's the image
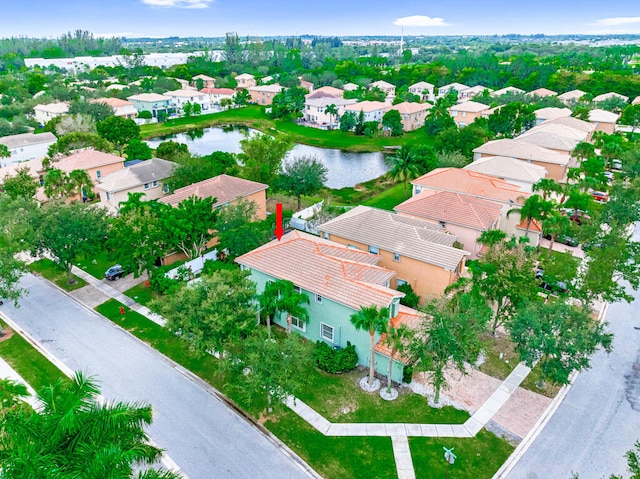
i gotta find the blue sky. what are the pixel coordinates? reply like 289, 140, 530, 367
2, 0, 640, 38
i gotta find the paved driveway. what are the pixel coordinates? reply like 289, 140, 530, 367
1, 274, 315, 479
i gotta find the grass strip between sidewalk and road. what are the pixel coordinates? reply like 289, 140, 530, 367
29, 259, 87, 292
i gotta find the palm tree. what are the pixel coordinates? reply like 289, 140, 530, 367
350, 305, 390, 388
258, 280, 280, 337
0, 378, 29, 411
43, 168, 73, 200
324, 104, 338, 129
542, 211, 570, 259
534, 178, 564, 201
278, 281, 310, 334
0, 371, 181, 479
68, 169, 93, 201
382, 324, 411, 395
507, 194, 553, 237
386, 146, 420, 199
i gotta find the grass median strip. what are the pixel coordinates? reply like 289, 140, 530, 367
29, 259, 87, 292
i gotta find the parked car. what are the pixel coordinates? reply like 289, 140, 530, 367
604, 171, 615, 183
536, 269, 569, 294
611, 159, 622, 170
544, 232, 579, 247
104, 264, 125, 281
590, 190, 609, 203
561, 208, 590, 226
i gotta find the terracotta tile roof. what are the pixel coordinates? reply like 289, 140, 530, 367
516, 218, 542, 232
375, 305, 423, 361
236, 231, 402, 310
395, 190, 502, 230
96, 159, 176, 193
159, 174, 268, 207
90, 97, 134, 108
464, 156, 547, 184
200, 88, 235, 95
345, 100, 392, 113
449, 101, 490, 113
411, 167, 526, 203
320, 206, 468, 270
593, 92, 629, 103
305, 86, 344, 99
473, 139, 572, 166
526, 88, 557, 98
391, 102, 431, 115
52, 149, 124, 172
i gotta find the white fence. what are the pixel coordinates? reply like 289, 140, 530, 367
165, 249, 218, 279
289, 201, 324, 235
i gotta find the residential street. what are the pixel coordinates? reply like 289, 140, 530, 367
505, 227, 640, 478
0, 274, 315, 479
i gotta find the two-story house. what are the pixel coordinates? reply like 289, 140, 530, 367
90, 98, 138, 119
127, 93, 173, 118
390, 102, 431, 132
0, 132, 57, 168
192, 74, 215, 88
163, 89, 211, 114
33, 102, 69, 126
235, 73, 257, 89
448, 101, 490, 127
369, 80, 396, 100
408, 81, 435, 102
248, 84, 283, 106
344, 101, 392, 123
303, 97, 357, 128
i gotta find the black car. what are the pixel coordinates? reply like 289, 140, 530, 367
104, 265, 125, 281
536, 269, 569, 294
543, 233, 579, 247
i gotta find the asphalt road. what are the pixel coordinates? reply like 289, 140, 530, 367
506, 241, 640, 477
1, 274, 315, 479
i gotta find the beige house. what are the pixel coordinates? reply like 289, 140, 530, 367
459, 85, 493, 101
344, 101, 392, 123
248, 84, 283, 105
408, 81, 435, 102
342, 82, 359, 92
33, 102, 69, 126
593, 92, 629, 103
96, 158, 176, 213
304, 97, 357, 128
437, 82, 469, 99
201, 87, 236, 106
369, 80, 396, 99
534, 107, 572, 125
526, 88, 558, 98
395, 190, 502, 258
163, 89, 211, 114
490, 86, 525, 97
516, 130, 580, 155
557, 89, 586, 104
448, 101, 490, 127
390, 102, 431, 132
235, 73, 256, 89
192, 74, 215, 88
464, 156, 547, 193
473, 138, 573, 182
318, 206, 468, 298
588, 109, 619, 134
90, 98, 138, 119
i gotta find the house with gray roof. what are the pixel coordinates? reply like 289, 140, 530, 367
0, 132, 57, 168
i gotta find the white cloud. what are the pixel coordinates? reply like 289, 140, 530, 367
393, 15, 449, 27
140, 0, 213, 8
594, 16, 640, 26
95, 32, 138, 38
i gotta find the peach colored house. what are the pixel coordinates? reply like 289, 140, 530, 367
90, 98, 138, 119
248, 84, 283, 105
369, 80, 396, 99
235, 73, 256, 89
299, 78, 314, 92
408, 81, 435, 102
390, 102, 431, 132
448, 101, 490, 127
305, 86, 344, 100
592, 92, 629, 104
395, 190, 502, 258
96, 158, 176, 213
159, 174, 269, 264
318, 206, 468, 298
526, 88, 557, 98
588, 109, 619, 134
557, 89, 586, 104
43, 149, 125, 201
490, 86, 525, 97
410, 167, 538, 245
192, 74, 215, 88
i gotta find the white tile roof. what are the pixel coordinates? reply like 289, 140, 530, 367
473, 139, 572, 166
464, 156, 547, 184
588, 108, 620, 123
96, 159, 176, 193
0, 132, 57, 149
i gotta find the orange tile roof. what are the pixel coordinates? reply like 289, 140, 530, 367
411, 168, 526, 203
90, 97, 134, 108
236, 231, 402, 311
200, 88, 235, 95
375, 305, 423, 362
395, 190, 502, 230
159, 174, 268, 207
53, 149, 124, 172
516, 218, 542, 232
391, 101, 431, 114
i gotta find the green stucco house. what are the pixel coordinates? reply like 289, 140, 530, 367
236, 230, 420, 383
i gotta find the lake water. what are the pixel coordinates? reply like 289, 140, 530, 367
145, 126, 389, 189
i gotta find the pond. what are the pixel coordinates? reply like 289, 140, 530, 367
145, 126, 389, 189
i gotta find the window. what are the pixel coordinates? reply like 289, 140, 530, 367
162, 184, 170, 193
348, 244, 358, 250
320, 322, 334, 342
397, 279, 407, 287
393, 252, 400, 262
291, 316, 306, 332
316, 294, 323, 304
152, 180, 158, 187
96, 170, 101, 178
439, 220, 446, 228
294, 285, 301, 293
106, 192, 111, 200
461, 111, 467, 118
368, 245, 379, 255
323, 232, 329, 240
144, 183, 150, 190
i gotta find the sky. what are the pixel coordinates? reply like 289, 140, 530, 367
1, 0, 640, 39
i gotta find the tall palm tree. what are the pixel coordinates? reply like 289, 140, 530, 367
507, 194, 553, 237
258, 280, 280, 337
43, 168, 73, 200
382, 324, 411, 394
0, 371, 181, 479
350, 305, 390, 388
542, 211, 570, 259
278, 281, 310, 334
386, 146, 420, 199
69, 169, 93, 201
324, 103, 338, 129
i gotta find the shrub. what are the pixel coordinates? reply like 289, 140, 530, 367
149, 267, 182, 295
397, 283, 420, 308
402, 364, 414, 384
138, 110, 152, 119
314, 341, 358, 374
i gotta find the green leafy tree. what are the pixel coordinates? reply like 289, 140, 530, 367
620, 104, 640, 133
234, 88, 251, 107
354, 110, 366, 135
275, 280, 310, 334
69, 100, 114, 122
486, 102, 535, 138
33, 201, 109, 284
0, 371, 180, 479
216, 197, 271, 258
1, 167, 38, 200
382, 109, 404, 137
151, 270, 257, 354
511, 301, 613, 387
125, 138, 153, 160
238, 132, 293, 185
192, 102, 202, 115
507, 194, 554, 237
386, 146, 421, 199
182, 101, 193, 117
339, 111, 356, 132
435, 124, 493, 160
424, 93, 457, 135
47, 132, 114, 159
164, 195, 218, 260
541, 210, 571, 259
270, 87, 306, 119
350, 305, 390, 388
0, 144, 10, 159
96, 116, 140, 157
167, 151, 238, 191
155, 140, 190, 161
68, 169, 93, 201
277, 156, 328, 210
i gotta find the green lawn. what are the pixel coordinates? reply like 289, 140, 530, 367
124, 282, 158, 307
478, 334, 518, 381
95, 298, 508, 479
410, 430, 514, 479
75, 250, 118, 280
361, 183, 410, 211
140, 105, 435, 153
29, 258, 87, 292
0, 322, 68, 390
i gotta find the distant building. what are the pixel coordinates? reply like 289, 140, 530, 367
192, 74, 215, 88
33, 102, 68, 126
248, 84, 283, 106
127, 93, 173, 118
390, 102, 431, 132
344, 101, 392, 123
408, 81, 435, 102
235, 73, 256, 89
448, 101, 490, 127
0, 132, 57, 168
90, 98, 138, 119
